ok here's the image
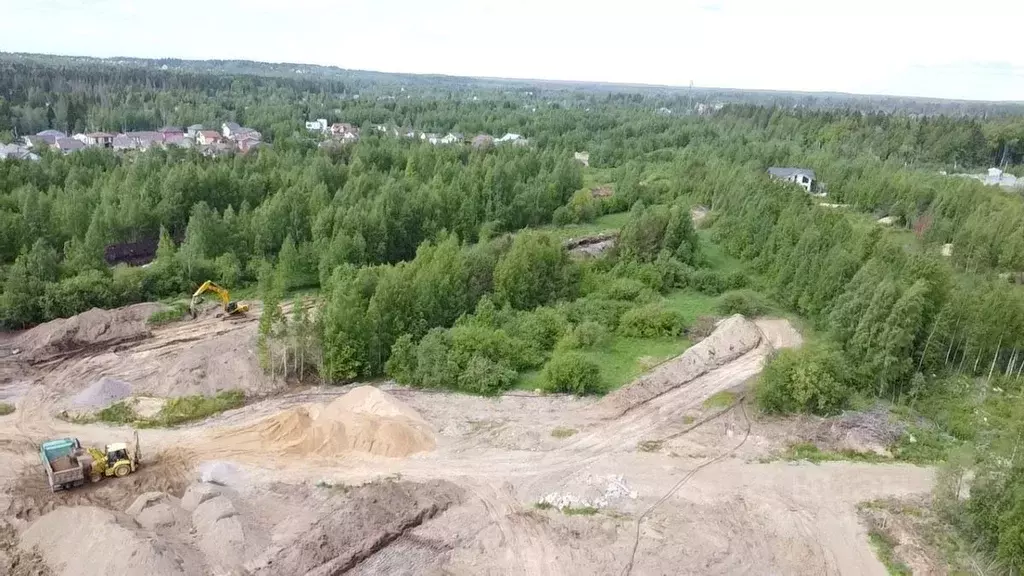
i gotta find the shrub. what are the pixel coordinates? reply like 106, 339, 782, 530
755, 345, 850, 415
0, 402, 14, 416
145, 390, 246, 427
559, 297, 635, 329
147, 303, 189, 325
414, 328, 459, 389
507, 307, 569, 354
385, 334, 418, 384
716, 289, 771, 317
686, 315, 718, 342
557, 321, 610, 351
542, 352, 603, 395
689, 269, 749, 295
493, 232, 578, 310
617, 303, 685, 338
600, 278, 657, 302
457, 355, 517, 395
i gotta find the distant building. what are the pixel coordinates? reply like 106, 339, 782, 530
985, 167, 1021, 188
440, 132, 463, 145
306, 119, 328, 132
186, 124, 204, 138
0, 143, 39, 161
112, 135, 137, 150
123, 131, 164, 150
23, 135, 49, 149
158, 126, 184, 135
53, 137, 85, 153
33, 130, 67, 146
496, 133, 522, 143
197, 130, 222, 146
73, 132, 115, 148
222, 122, 242, 138
767, 167, 816, 193
574, 151, 590, 167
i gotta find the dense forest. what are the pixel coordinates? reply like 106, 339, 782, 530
5, 53, 1024, 571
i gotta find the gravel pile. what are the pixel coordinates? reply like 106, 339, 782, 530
71, 377, 132, 408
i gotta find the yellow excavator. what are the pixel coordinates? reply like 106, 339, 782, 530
190, 280, 249, 319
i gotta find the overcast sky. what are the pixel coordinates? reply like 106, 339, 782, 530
2, 0, 1023, 101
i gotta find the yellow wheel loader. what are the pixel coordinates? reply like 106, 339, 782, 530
190, 280, 249, 319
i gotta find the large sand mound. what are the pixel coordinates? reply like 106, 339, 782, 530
216, 386, 435, 458
144, 328, 271, 397
14, 303, 164, 361
598, 314, 763, 417
21, 506, 191, 576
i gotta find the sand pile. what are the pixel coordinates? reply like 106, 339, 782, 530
14, 303, 164, 361
71, 376, 132, 408
598, 315, 762, 417
218, 386, 435, 458
21, 506, 192, 576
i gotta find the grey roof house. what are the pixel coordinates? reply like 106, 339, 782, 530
767, 167, 816, 193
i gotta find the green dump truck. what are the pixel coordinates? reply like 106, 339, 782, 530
39, 438, 91, 492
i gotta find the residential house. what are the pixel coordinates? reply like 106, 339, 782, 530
574, 151, 590, 167
37, 129, 66, 139
53, 137, 85, 153
767, 167, 816, 193
73, 132, 115, 148
472, 134, 494, 149
422, 133, 441, 145
23, 135, 50, 149
123, 131, 165, 150
236, 137, 262, 153
0, 143, 39, 161
306, 119, 328, 132
439, 132, 463, 145
656, 107, 673, 116
404, 129, 419, 139
163, 133, 188, 148
984, 167, 1022, 189
496, 133, 522, 143
330, 123, 357, 136
112, 135, 137, 150
197, 130, 222, 146
222, 122, 242, 138
158, 126, 184, 136
229, 128, 261, 142
186, 124, 204, 138
32, 130, 67, 146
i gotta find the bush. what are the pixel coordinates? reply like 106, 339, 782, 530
716, 289, 771, 317
600, 278, 658, 302
542, 352, 602, 395
147, 303, 189, 325
146, 390, 245, 427
41, 270, 114, 319
385, 334, 418, 384
493, 232, 579, 310
0, 402, 14, 416
457, 355, 517, 394
559, 297, 635, 329
617, 303, 685, 338
556, 321, 610, 351
689, 269, 748, 295
507, 307, 568, 354
755, 345, 849, 415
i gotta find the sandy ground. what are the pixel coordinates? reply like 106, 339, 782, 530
0, 305, 935, 575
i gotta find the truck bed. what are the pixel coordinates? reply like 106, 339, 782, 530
50, 455, 76, 472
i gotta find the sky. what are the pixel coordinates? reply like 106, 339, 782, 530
2, 0, 1023, 101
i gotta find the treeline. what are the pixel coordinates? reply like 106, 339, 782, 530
0, 141, 581, 328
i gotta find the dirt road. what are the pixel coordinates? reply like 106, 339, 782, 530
0, 308, 934, 575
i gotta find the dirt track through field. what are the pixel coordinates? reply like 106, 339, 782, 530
0, 307, 933, 575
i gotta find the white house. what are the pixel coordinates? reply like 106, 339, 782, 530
767, 167, 816, 193
496, 133, 522, 143
306, 119, 328, 132
440, 133, 463, 145
222, 122, 242, 138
